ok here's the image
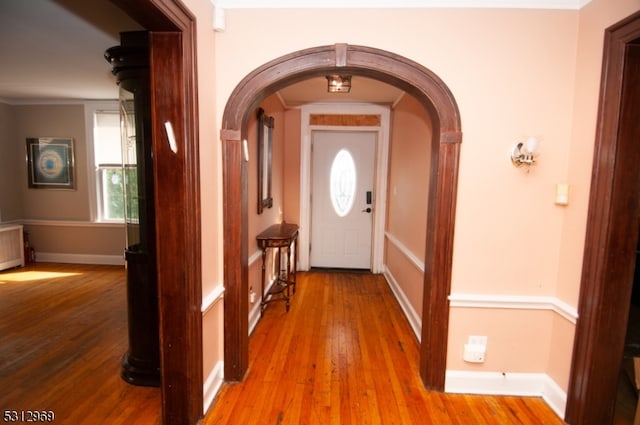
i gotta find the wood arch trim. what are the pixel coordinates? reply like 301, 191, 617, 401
221, 43, 462, 390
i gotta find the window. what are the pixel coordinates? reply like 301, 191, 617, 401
86, 102, 125, 222
329, 149, 356, 217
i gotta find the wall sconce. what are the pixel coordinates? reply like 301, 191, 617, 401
511, 136, 539, 170
326, 75, 352, 93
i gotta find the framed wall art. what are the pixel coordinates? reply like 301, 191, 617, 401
26, 137, 75, 190
257, 108, 274, 214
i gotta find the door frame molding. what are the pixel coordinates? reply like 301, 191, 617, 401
299, 103, 391, 273
565, 10, 640, 424
109, 1, 203, 424
221, 44, 461, 390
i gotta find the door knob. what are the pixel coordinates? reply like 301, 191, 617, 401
362, 207, 372, 213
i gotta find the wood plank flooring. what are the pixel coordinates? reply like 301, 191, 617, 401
0, 263, 161, 424
1, 264, 566, 424
203, 271, 566, 425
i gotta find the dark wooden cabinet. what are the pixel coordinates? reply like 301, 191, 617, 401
105, 31, 159, 387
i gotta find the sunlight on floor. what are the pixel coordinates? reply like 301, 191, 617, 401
0, 270, 81, 284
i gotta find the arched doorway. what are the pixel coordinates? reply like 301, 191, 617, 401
221, 44, 462, 390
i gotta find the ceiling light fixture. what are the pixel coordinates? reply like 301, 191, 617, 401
326, 75, 352, 93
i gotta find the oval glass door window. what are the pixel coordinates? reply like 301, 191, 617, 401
330, 149, 357, 217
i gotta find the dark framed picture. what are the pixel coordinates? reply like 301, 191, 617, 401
257, 108, 274, 214
26, 137, 75, 190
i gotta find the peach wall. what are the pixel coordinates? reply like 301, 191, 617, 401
556, 0, 640, 305
248, 94, 286, 255
548, 314, 576, 389
283, 108, 301, 225
447, 308, 552, 372
247, 94, 286, 306
387, 94, 431, 259
192, 0, 221, 303
215, 7, 580, 297
385, 240, 424, 318
181, 0, 223, 411
547, 0, 640, 394
214, 6, 582, 398
197, 0, 640, 414
384, 93, 432, 317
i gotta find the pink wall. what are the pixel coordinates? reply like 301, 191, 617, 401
387, 94, 432, 258
283, 109, 301, 225
248, 95, 286, 253
247, 94, 287, 302
182, 0, 640, 413
385, 93, 433, 316
213, 5, 584, 401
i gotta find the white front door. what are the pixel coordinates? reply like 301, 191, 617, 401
310, 130, 376, 269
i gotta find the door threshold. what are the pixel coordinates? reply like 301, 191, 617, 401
309, 267, 372, 274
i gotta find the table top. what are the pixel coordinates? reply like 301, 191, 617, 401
256, 223, 299, 242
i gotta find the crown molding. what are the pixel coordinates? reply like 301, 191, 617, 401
216, 0, 589, 10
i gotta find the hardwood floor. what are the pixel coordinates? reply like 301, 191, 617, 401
1, 264, 565, 424
0, 263, 161, 425
204, 271, 565, 425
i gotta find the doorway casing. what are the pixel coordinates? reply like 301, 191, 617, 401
221, 44, 462, 389
299, 103, 391, 273
565, 10, 640, 424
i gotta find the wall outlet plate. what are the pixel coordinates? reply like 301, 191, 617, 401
463, 345, 486, 363
463, 335, 487, 363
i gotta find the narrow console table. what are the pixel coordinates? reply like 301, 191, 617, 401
256, 223, 299, 315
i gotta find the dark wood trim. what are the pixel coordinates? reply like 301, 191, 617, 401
565, 10, 640, 424
222, 137, 249, 380
221, 44, 462, 389
309, 114, 382, 126
108, 1, 202, 424
420, 140, 460, 389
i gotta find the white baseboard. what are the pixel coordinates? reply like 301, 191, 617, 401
36, 252, 124, 266
540, 375, 568, 420
445, 370, 566, 419
249, 297, 262, 335
248, 275, 281, 335
382, 266, 422, 342
203, 360, 225, 414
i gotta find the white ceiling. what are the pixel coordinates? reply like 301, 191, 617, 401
0, 0, 141, 102
277, 77, 404, 107
0, 0, 403, 106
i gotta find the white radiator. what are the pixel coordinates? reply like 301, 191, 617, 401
0, 224, 25, 271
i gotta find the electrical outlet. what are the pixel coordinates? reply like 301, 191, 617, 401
249, 288, 257, 304
463, 335, 487, 363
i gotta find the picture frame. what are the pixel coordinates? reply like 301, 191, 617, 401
26, 137, 75, 190
257, 108, 274, 214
